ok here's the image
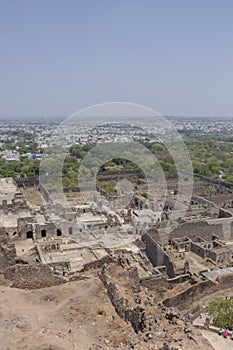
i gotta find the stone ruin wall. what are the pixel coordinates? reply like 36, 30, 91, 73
4, 263, 65, 289
163, 280, 217, 310
141, 232, 175, 278
0, 241, 16, 272
99, 263, 146, 333
194, 173, 233, 191
140, 274, 190, 291
151, 216, 233, 245
217, 273, 233, 290
14, 176, 39, 187
81, 255, 114, 272
219, 208, 232, 218
39, 183, 50, 202
190, 241, 206, 259
169, 221, 224, 243
0, 227, 6, 240
163, 273, 233, 311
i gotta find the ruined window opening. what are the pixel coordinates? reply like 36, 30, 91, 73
68, 227, 73, 235
41, 229, 47, 238
57, 229, 62, 236
27, 231, 33, 239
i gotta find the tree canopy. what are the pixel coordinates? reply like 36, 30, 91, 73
206, 298, 233, 329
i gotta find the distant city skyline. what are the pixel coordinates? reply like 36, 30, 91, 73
1, 0, 233, 118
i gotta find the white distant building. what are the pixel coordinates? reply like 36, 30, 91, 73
2, 151, 20, 161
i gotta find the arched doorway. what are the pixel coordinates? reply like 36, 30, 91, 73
57, 229, 62, 237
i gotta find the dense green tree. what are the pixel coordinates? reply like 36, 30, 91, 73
206, 298, 233, 329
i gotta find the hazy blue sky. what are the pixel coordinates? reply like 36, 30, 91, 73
1, 0, 233, 118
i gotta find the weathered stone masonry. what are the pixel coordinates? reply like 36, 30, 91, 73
99, 263, 146, 333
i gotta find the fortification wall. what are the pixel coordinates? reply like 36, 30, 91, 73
14, 176, 39, 187
99, 264, 146, 333
163, 280, 217, 310
163, 272, 233, 311
194, 173, 233, 190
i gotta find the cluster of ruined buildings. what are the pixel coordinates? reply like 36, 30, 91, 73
172, 235, 232, 263
2, 175, 233, 349
1, 175, 233, 277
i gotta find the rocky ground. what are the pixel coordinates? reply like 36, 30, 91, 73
0, 270, 214, 350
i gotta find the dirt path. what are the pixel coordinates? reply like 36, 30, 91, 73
0, 275, 134, 350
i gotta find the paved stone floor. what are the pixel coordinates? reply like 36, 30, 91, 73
202, 330, 233, 350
